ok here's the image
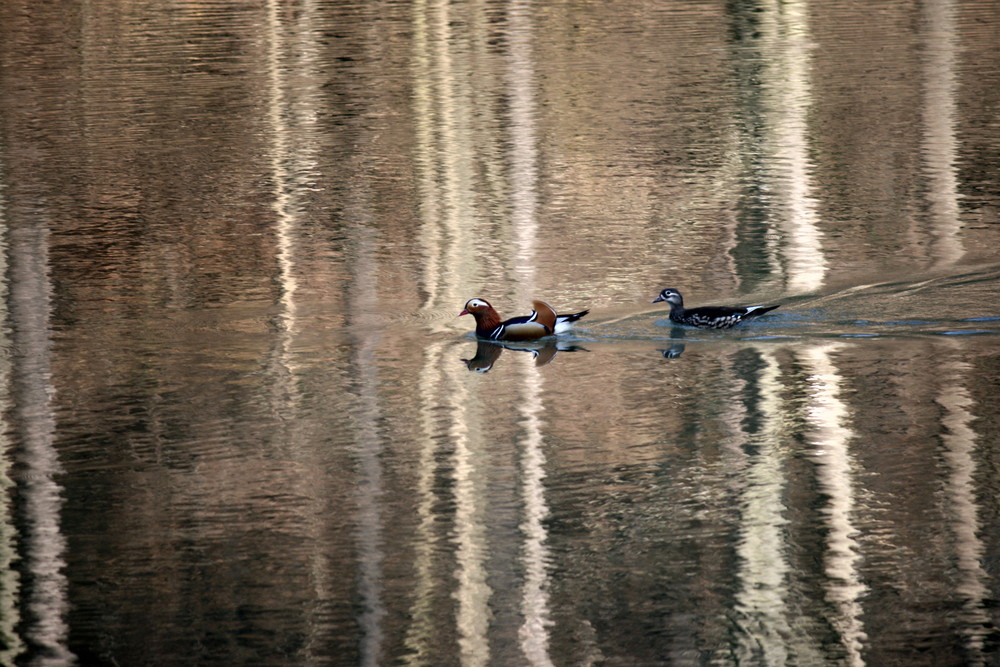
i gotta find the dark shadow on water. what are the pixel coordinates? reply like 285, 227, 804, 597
461, 339, 589, 373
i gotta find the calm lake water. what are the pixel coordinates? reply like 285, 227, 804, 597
2, 0, 1000, 665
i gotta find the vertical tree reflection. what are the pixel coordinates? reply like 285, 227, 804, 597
731, 342, 867, 664
732, 349, 807, 663
8, 219, 74, 664
507, 3, 555, 664
410, 1, 494, 664
729, 0, 825, 294
0, 178, 25, 666
936, 353, 990, 665
263, 1, 339, 663
921, 0, 962, 268
801, 344, 866, 666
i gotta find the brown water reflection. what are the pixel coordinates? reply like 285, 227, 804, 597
2, 0, 1000, 665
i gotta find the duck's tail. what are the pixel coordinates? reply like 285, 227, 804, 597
743, 304, 779, 319
555, 308, 588, 333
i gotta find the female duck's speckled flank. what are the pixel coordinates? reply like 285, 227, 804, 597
652, 288, 779, 329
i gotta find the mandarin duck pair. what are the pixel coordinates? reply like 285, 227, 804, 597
459, 288, 780, 341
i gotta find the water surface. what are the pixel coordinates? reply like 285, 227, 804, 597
2, 0, 1000, 665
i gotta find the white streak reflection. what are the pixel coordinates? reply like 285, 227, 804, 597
414, 0, 481, 323
411, 2, 466, 663
412, 2, 493, 663
507, 1, 539, 292
506, 4, 554, 664
411, 2, 494, 663
922, 0, 963, 268
349, 229, 387, 667
769, 2, 827, 292
517, 359, 553, 667
263, 3, 333, 662
9, 221, 74, 665
733, 351, 797, 664
451, 386, 491, 667
264, 0, 321, 352
0, 177, 25, 666
412, 0, 445, 315
936, 354, 990, 665
760, 0, 826, 294
802, 344, 867, 666
268, 58, 300, 349
402, 340, 449, 665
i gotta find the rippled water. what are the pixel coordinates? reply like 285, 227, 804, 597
2, 0, 1000, 665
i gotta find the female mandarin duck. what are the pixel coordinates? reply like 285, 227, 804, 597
459, 298, 589, 341
652, 288, 779, 329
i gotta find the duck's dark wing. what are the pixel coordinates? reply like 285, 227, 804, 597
689, 306, 748, 318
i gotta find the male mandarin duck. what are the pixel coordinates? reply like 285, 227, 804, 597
652, 288, 779, 329
459, 298, 589, 341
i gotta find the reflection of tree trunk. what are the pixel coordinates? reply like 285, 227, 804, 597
802, 344, 866, 666
349, 240, 387, 667
414, 0, 483, 326
936, 355, 989, 666
734, 0, 828, 293
345, 138, 386, 667
403, 337, 450, 664
450, 386, 491, 667
263, 3, 336, 662
9, 222, 75, 665
410, 3, 492, 664
735, 344, 869, 664
922, 0, 962, 268
0, 219, 25, 665
517, 368, 553, 667
506, 5, 555, 664
410, 3, 494, 665
767, 1, 825, 294
732, 350, 801, 664
406, 5, 454, 661
730, 0, 825, 294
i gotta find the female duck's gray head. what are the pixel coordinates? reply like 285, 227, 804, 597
652, 288, 683, 306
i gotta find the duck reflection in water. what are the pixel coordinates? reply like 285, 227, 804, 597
462, 339, 587, 373
655, 321, 689, 359
658, 343, 686, 359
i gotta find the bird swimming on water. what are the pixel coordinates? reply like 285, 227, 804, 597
459, 298, 589, 341
652, 288, 779, 329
